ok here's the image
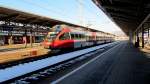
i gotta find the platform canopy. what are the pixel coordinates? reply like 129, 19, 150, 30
0, 6, 106, 33
0, 7, 80, 27
93, 0, 150, 35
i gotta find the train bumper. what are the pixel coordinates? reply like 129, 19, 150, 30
43, 42, 52, 49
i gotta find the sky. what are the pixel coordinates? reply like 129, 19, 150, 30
0, 0, 124, 34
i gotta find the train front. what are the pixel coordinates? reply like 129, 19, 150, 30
43, 32, 57, 49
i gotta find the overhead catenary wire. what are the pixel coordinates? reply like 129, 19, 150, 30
76, 0, 84, 26
75, 0, 102, 27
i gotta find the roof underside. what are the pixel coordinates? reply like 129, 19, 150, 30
0, 7, 103, 32
93, 0, 150, 35
0, 7, 76, 27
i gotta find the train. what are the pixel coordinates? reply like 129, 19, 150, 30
42, 24, 115, 50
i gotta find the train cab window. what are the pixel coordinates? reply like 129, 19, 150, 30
47, 33, 57, 42
59, 33, 70, 40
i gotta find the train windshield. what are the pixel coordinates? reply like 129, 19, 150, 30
46, 32, 57, 42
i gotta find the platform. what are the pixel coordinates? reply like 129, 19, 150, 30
0, 43, 40, 52
0, 43, 49, 63
52, 41, 150, 84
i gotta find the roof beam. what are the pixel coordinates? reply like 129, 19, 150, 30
113, 0, 141, 6
113, 17, 136, 23
110, 13, 139, 21
106, 9, 139, 17
0, 13, 19, 21
103, 5, 138, 14
135, 14, 150, 32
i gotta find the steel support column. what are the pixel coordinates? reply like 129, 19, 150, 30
142, 25, 144, 48
30, 29, 33, 47
137, 31, 139, 44
148, 28, 149, 37
129, 29, 133, 43
23, 24, 27, 48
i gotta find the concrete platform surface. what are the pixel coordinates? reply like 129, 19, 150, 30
0, 43, 40, 52
52, 41, 150, 84
0, 44, 49, 63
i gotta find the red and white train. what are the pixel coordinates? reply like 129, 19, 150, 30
43, 24, 115, 50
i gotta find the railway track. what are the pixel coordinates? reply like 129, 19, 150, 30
0, 42, 118, 83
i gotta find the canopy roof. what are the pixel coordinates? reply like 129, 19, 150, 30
0, 6, 114, 35
93, 0, 150, 35
0, 7, 78, 27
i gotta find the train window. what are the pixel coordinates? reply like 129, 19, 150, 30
79, 34, 83, 39
71, 33, 78, 39
59, 33, 70, 40
78, 34, 81, 39
71, 34, 75, 39
74, 34, 78, 39
70, 34, 74, 39
86, 36, 89, 40
81, 34, 83, 39
71, 33, 85, 40
75, 34, 77, 39
81, 34, 84, 39
84, 35, 86, 39
89, 36, 91, 40
85, 35, 88, 40
78, 34, 80, 39
77, 34, 80, 39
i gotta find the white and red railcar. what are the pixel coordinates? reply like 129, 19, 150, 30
43, 24, 114, 50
